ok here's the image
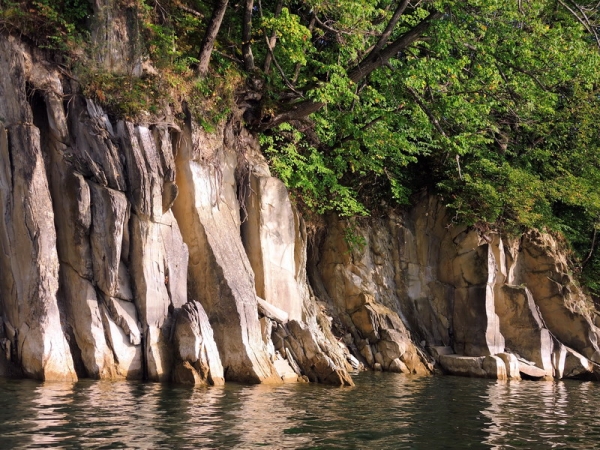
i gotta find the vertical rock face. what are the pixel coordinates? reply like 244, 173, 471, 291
447, 238, 505, 357
313, 194, 600, 380
1, 27, 599, 385
314, 214, 432, 376
119, 121, 189, 381
495, 286, 553, 377
516, 231, 600, 361
172, 120, 281, 383
0, 33, 353, 385
0, 35, 192, 382
242, 170, 303, 323
0, 37, 76, 381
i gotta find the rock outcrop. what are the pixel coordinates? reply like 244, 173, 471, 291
1, 26, 599, 386
0, 34, 355, 385
310, 194, 600, 380
172, 301, 224, 385
0, 37, 76, 382
313, 214, 433, 376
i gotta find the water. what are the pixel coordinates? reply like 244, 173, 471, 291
1, 372, 599, 449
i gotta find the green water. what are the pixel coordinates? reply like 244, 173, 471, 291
1, 372, 599, 449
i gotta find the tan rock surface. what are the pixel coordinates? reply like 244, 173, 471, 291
173, 122, 280, 383
173, 301, 224, 385
517, 231, 600, 361
439, 355, 487, 378
495, 285, 553, 376
0, 37, 76, 381
496, 353, 521, 380
242, 173, 303, 322
3, 30, 600, 388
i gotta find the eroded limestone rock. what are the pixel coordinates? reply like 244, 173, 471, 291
273, 320, 354, 386
314, 214, 437, 376
449, 238, 505, 357
3, 29, 600, 388
439, 355, 487, 378
242, 170, 303, 322
515, 231, 600, 361
439, 354, 507, 380
496, 353, 521, 380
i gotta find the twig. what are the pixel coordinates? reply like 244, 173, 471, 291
557, 0, 600, 50
173, 0, 204, 18
313, 12, 353, 36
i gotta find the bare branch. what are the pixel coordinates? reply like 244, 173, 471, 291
567, 0, 600, 47
172, 0, 203, 18
313, 12, 353, 36
496, 59, 548, 91
263, 0, 283, 73
557, 0, 600, 49
263, 33, 303, 97
582, 227, 597, 266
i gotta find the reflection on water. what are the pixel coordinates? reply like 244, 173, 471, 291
1, 373, 600, 449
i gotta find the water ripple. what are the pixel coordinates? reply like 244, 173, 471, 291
1, 374, 600, 448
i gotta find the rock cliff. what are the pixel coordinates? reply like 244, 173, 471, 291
311, 195, 600, 380
1, 30, 599, 385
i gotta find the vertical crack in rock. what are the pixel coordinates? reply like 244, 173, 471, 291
120, 121, 189, 382
42, 91, 119, 380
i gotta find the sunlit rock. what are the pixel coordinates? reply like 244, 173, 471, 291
242, 171, 303, 322
495, 285, 553, 377
173, 122, 280, 383
173, 301, 224, 386
496, 353, 521, 380
482, 355, 508, 380
0, 40, 76, 381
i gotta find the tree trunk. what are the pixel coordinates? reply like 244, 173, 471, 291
197, 0, 229, 77
263, 0, 283, 73
348, 10, 442, 83
242, 0, 255, 71
258, 10, 442, 130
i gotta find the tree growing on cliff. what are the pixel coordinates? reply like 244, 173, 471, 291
186, 0, 600, 293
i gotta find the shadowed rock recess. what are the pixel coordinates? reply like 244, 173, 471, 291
1, 31, 600, 385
